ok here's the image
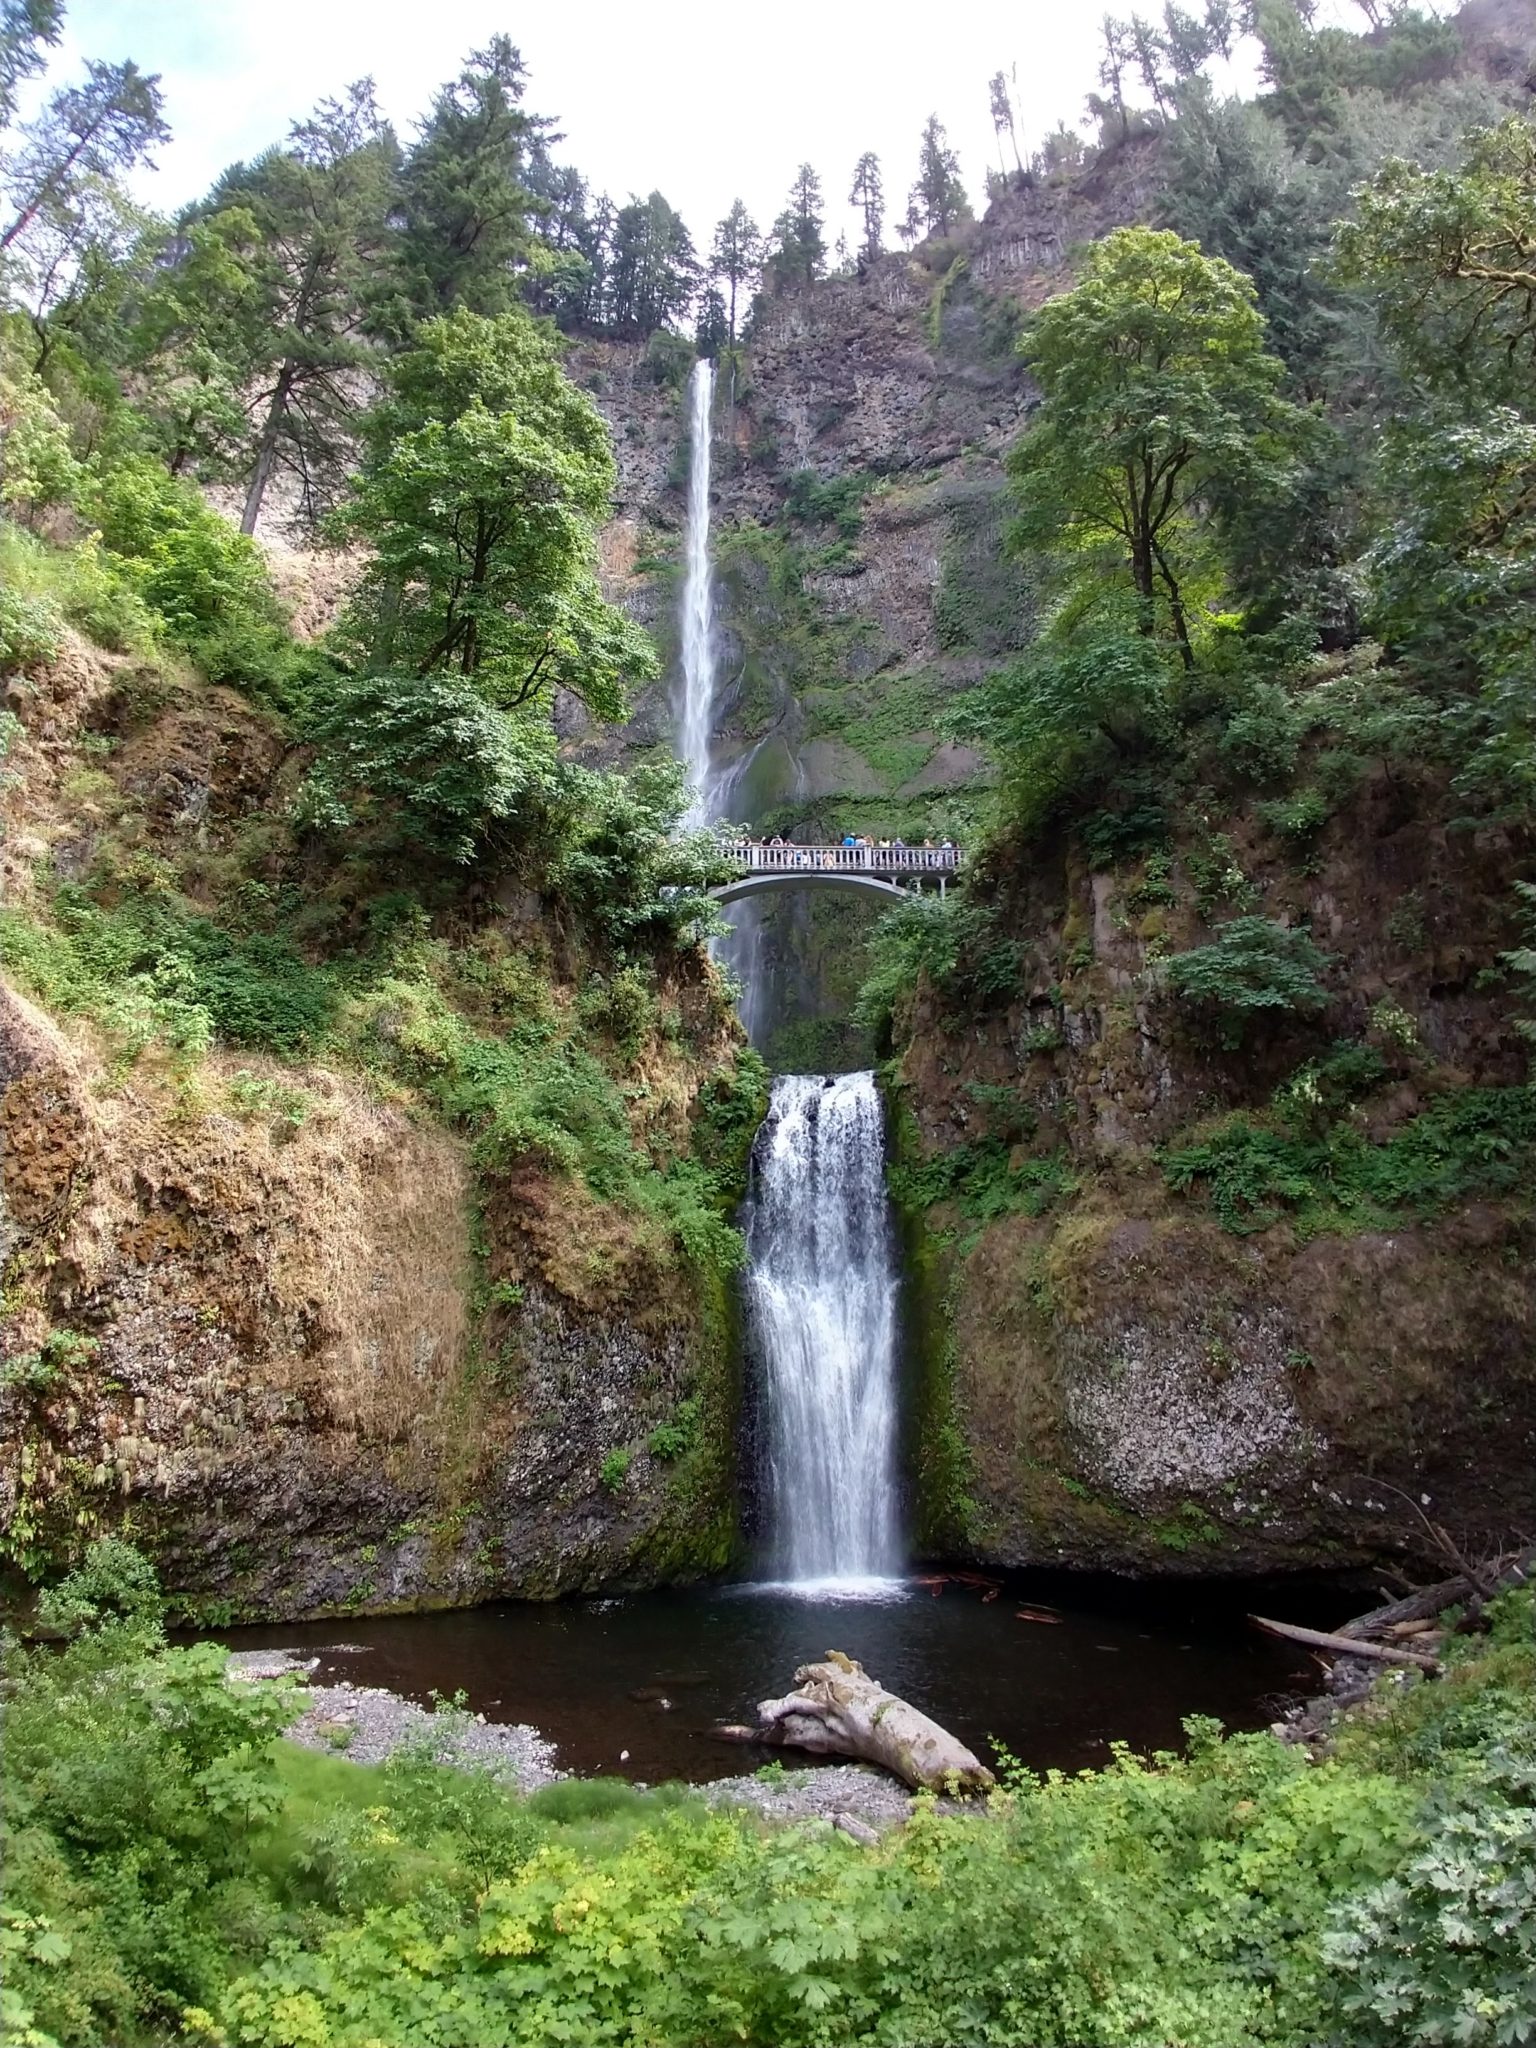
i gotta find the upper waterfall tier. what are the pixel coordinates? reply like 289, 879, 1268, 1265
677, 358, 717, 828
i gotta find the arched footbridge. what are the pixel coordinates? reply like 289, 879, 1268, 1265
709, 840, 959, 906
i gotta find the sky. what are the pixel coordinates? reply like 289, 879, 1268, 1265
54, 1, 1115, 253
42, 2, 1381, 257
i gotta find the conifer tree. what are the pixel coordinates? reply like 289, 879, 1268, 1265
905, 116, 971, 243
849, 152, 884, 265
608, 190, 697, 337
768, 163, 825, 290
0, 54, 167, 274
0, 0, 61, 129
709, 198, 760, 344
988, 71, 1024, 178
209, 80, 396, 532
386, 37, 545, 330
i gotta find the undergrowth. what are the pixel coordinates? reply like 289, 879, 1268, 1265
1162, 1072, 1536, 1235
3, 1545, 1530, 2048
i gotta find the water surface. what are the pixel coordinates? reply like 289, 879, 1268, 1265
218, 1569, 1336, 1782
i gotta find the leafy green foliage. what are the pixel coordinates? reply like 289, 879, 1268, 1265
598, 1447, 631, 1493
334, 307, 652, 719
647, 1397, 702, 1461
1010, 226, 1309, 664
1164, 1078, 1536, 1235
891, 1138, 1077, 1226
1322, 1752, 1536, 2048
4, 1545, 1530, 2048
854, 895, 1020, 1047
0, 888, 337, 1061
80, 455, 301, 698
298, 670, 561, 864
1163, 916, 1332, 1043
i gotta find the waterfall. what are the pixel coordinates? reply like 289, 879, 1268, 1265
744, 1073, 903, 1587
677, 358, 717, 828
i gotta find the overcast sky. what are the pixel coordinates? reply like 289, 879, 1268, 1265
49, 3, 1379, 255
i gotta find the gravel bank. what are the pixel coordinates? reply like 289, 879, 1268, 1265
227, 1647, 942, 1826
227, 1649, 561, 1790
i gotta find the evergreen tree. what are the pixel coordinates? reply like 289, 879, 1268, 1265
709, 198, 760, 344
209, 80, 396, 532
988, 70, 1024, 178
849, 152, 884, 265
0, 0, 61, 130
767, 163, 825, 291
608, 190, 697, 337
1093, 15, 1135, 144
905, 116, 971, 243
0, 53, 167, 290
1161, 81, 1335, 391
386, 37, 545, 330
695, 283, 728, 356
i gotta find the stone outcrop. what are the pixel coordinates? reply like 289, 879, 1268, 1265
893, 761, 1536, 1575
0, 983, 737, 1618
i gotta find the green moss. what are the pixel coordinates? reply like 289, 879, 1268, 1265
884, 1084, 984, 1553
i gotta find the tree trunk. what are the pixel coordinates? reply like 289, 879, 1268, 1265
754, 1652, 995, 1793
1249, 1615, 1441, 1670
241, 360, 296, 536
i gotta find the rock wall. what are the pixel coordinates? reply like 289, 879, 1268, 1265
0, 637, 743, 1619
892, 761, 1536, 1576
0, 983, 738, 1620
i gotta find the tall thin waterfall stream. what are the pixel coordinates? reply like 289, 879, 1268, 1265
678, 366, 900, 1586
745, 1074, 903, 1587
677, 358, 718, 828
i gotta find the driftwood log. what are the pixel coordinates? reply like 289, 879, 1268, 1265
1251, 1615, 1441, 1670
753, 1651, 995, 1793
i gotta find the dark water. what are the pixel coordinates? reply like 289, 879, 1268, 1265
215, 1569, 1345, 1783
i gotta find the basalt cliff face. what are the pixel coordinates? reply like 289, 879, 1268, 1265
0, 640, 743, 1619
891, 771, 1536, 1577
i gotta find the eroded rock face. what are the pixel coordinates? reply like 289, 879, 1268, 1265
896, 776, 1536, 1575
0, 986, 737, 1618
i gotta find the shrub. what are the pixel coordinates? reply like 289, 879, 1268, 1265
0, 585, 62, 671
297, 669, 560, 862
81, 456, 296, 696
641, 329, 696, 390
1321, 1752, 1536, 2047
1163, 916, 1332, 1045
1163, 1081, 1536, 1233
598, 1447, 631, 1493
0, 335, 81, 517
647, 1397, 702, 1461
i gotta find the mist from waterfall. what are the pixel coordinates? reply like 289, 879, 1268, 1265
677, 358, 717, 829
744, 1073, 903, 1588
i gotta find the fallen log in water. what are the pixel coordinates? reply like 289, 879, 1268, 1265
754, 1651, 996, 1793
1250, 1614, 1441, 1671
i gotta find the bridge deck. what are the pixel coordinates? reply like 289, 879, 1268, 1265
721, 841, 959, 883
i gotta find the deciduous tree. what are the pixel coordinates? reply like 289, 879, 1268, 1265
1010, 226, 1307, 665
333, 306, 655, 720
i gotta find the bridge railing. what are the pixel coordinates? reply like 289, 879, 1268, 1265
720, 840, 960, 876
